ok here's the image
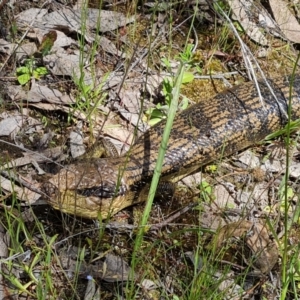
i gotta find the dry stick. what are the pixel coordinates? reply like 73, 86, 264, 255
194, 72, 239, 87
0, 139, 65, 169
149, 203, 197, 231
0, 139, 67, 198
0, 170, 44, 195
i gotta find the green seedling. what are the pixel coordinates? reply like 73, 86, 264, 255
16, 59, 48, 85
16, 31, 56, 85
199, 180, 213, 203
145, 45, 199, 125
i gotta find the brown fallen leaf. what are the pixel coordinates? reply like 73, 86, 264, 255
269, 0, 300, 43
212, 220, 278, 274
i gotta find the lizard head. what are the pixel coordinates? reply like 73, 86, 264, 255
42, 158, 134, 219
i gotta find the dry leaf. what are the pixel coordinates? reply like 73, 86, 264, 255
7, 85, 75, 105
41, 8, 135, 38
0, 176, 41, 203
70, 128, 86, 158
228, 0, 282, 45
269, 0, 300, 43
0, 116, 23, 136
16, 8, 47, 25
213, 221, 278, 273
0, 39, 17, 55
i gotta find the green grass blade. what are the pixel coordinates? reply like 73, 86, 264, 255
128, 62, 186, 296
280, 53, 300, 300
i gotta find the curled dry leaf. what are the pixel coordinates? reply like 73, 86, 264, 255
7, 84, 75, 105
69, 128, 86, 159
0, 176, 41, 203
59, 249, 133, 282
0, 39, 16, 55
15, 8, 47, 25
269, 0, 300, 43
41, 8, 135, 40
228, 0, 284, 45
2, 146, 65, 169
0, 116, 23, 137
228, 0, 269, 45
212, 220, 278, 274
236, 150, 260, 169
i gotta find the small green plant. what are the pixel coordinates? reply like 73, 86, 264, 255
41, 115, 49, 127
73, 73, 109, 116
16, 31, 56, 86
264, 119, 300, 141
16, 59, 48, 85
199, 180, 213, 203
145, 83, 189, 126
144, 44, 202, 125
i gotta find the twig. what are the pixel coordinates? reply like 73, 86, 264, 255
149, 202, 197, 231
0, 170, 44, 195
